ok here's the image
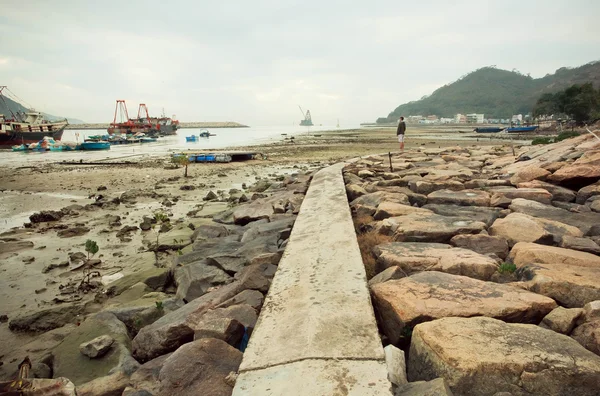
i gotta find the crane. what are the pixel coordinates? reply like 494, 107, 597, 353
298, 105, 313, 126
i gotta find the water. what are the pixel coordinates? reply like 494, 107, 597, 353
0, 124, 352, 166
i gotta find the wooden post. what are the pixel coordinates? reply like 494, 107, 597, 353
388, 152, 393, 172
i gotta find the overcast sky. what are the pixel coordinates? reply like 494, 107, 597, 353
1, 0, 599, 125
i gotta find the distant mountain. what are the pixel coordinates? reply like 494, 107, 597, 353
0, 93, 85, 124
379, 61, 600, 122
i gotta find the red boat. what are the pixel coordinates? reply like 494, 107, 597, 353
107, 100, 178, 136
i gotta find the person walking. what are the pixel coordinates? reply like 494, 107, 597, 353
396, 116, 406, 152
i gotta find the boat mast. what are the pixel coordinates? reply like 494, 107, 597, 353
0, 86, 19, 120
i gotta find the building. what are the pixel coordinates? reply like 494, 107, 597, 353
466, 113, 485, 124
440, 117, 454, 124
426, 115, 438, 121
454, 114, 466, 123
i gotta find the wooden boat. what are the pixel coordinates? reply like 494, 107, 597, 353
474, 127, 504, 133
81, 141, 110, 150
506, 126, 539, 133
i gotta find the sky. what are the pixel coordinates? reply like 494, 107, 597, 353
0, 0, 599, 125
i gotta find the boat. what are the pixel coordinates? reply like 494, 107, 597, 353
11, 144, 27, 152
474, 127, 504, 133
0, 86, 68, 146
81, 141, 110, 150
506, 126, 539, 133
186, 135, 198, 142
107, 101, 178, 136
199, 130, 211, 138
140, 137, 157, 143
298, 106, 313, 126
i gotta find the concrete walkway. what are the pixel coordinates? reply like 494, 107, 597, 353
233, 163, 392, 395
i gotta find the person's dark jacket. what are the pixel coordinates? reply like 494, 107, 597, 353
397, 121, 406, 135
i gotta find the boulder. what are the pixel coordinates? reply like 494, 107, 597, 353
368, 266, 407, 287
215, 289, 265, 311
9, 304, 84, 333
577, 182, 600, 204
175, 260, 232, 302
509, 165, 551, 185
590, 199, 600, 212
548, 150, 600, 189
509, 198, 600, 234
422, 204, 505, 227
79, 335, 115, 359
510, 242, 600, 269
378, 213, 487, 243
157, 338, 242, 396
464, 179, 511, 189
583, 300, 600, 322
373, 203, 433, 220
350, 191, 410, 208
189, 304, 257, 346
76, 371, 130, 396
374, 242, 498, 281
52, 312, 135, 386
395, 378, 453, 396
540, 307, 583, 334
29, 210, 65, 223
358, 169, 375, 178
0, 240, 34, 256
132, 264, 270, 362
106, 268, 169, 297
129, 353, 172, 395
240, 216, 296, 243
426, 189, 490, 207
450, 234, 509, 260
490, 187, 553, 207
560, 235, 600, 254
104, 291, 179, 333
408, 316, 600, 396
517, 180, 576, 202
346, 184, 368, 201
371, 271, 556, 345
365, 185, 428, 206
408, 180, 464, 195
384, 344, 407, 387
571, 320, 600, 356
57, 226, 90, 238
489, 212, 582, 246
232, 202, 273, 225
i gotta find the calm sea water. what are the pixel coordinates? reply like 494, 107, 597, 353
0, 124, 354, 166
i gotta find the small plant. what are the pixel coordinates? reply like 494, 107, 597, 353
172, 154, 191, 177
498, 262, 517, 274
555, 131, 580, 142
531, 137, 553, 145
85, 239, 99, 260
155, 301, 164, 311
152, 211, 169, 252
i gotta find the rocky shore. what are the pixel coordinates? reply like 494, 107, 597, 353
345, 133, 600, 395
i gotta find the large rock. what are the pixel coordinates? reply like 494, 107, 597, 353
373, 203, 433, 220
240, 216, 295, 243
489, 212, 582, 246
408, 316, 600, 396
9, 304, 84, 333
29, 210, 65, 223
346, 184, 368, 201
374, 242, 498, 281
175, 260, 232, 302
0, 240, 34, 256
232, 202, 273, 225
366, 185, 428, 206
408, 180, 464, 195
79, 335, 115, 359
106, 267, 169, 296
57, 226, 90, 238
384, 344, 407, 387
559, 235, 600, 254
371, 271, 556, 345
489, 187, 553, 207
426, 189, 490, 207
540, 307, 583, 334
128, 353, 171, 394
576, 182, 600, 204
509, 165, 551, 185
571, 320, 600, 356
76, 371, 130, 396
377, 213, 486, 243
548, 150, 600, 189
189, 304, 257, 346
132, 264, 270, 362
350, 191, 410, 208
449, 234, 509, 260
517, 180, 576, 202
368, 266, 407, 287
422, 204, 505, 227
52, 312, 135, 386
157, 338, 242, 396
395, 378, 453, 396
510, 242, 600, 269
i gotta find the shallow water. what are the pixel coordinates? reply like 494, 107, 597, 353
0, 125, 349, 166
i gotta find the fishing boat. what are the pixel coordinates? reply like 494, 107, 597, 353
186, 135, 199, 142
140, 137, 157, 143
81, 141, 110, 150
108, 101, 178, 136
11, 144, 27, 152
199, 130, 211, 138
474, 127, 504, 133
506, 126, 539, 133
0, 86, 68, 146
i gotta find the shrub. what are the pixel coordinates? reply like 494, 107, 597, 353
531, 137, 553, 145
555, 131, 580, 142
85, 239, 99, 260
498, 262, 517, 274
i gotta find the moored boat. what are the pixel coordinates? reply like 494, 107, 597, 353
81, 141, 110, 150
506, 126, 539, 133
186, 135, 199, 142
474, 127, 504, 133
0, 86, 68, 146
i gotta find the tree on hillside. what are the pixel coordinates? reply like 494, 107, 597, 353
533, 83, 600, 123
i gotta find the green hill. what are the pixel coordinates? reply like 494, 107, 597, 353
0, 94, 85, 124
380, 61, 600, 122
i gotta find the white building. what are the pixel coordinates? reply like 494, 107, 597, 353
454, 113, 466, 123
466, 113, 485, 124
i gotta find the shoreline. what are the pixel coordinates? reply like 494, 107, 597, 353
65, 121, 250, 130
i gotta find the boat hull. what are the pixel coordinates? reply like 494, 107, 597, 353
475, 127, 503, 133
81, 142, 110, 150
0, 126, 65, 146
506, 126, 539, 133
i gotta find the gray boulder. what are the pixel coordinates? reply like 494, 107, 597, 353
79, 335, 115, 358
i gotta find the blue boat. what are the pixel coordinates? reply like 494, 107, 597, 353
81, 141, 110, 150
506, 126, 539, 133
474, 127, 504, 133
140, 137, 157, 143
186, 135, 198, 142
11, 144, 27, 152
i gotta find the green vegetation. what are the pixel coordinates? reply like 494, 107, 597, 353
531, 137, 554, 145
531, 131, 581, 145
379, 61, 600, 122
498, 262, 517, 274
172, 154, 191, 177
533, 83, 600, 123
155, 301, 164, 311
85, 239, 99, 260
152, 211, 170, 253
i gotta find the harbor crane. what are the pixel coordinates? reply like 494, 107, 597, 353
298, 105, 313, 126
